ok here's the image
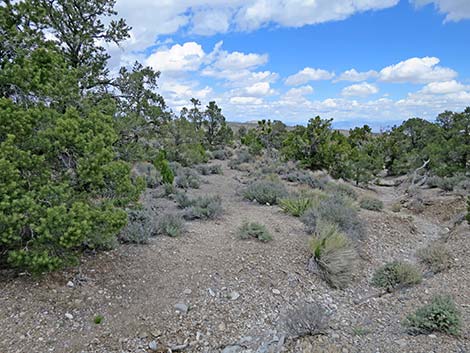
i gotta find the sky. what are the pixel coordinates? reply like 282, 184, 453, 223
109, 0, 470, 130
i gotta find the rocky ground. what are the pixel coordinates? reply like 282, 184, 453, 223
1, 159, 469, 353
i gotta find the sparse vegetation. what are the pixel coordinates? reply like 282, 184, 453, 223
371, 261, 422, 291
283, 302, 329, 338
417, 242, 452, 273
238, 222, 272, 242
243, 180, 288, 205
177, 195, 223, 220
93, 315, 104, 325
404, 295, 461, 336
156, 213, 185, 237
359, 197, 384, 211
197, 164, 223, 175
309, 222, 358, 289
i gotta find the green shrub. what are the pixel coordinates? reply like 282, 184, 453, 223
0, 101, 140, 273
427, 176, 463, 192
371, 261, 422, 291
301, 195, 364, 240
238, 222, 272, 242
175, 168, 200, 189
243, 180, 288, 205
179, 195, 223, 220
279, 197, 313, 217
359, 197, 384, 211
93, 315, 104, 324
417, 243, 452, 273
118, 209, 154, 244
156, 213, 185, 237
154, 150, 174, 184
309, 223, 357, 289
404, 295, 461, 336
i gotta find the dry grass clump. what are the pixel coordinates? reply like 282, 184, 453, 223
176, 195, 223, 220
309, 222, 358, 289
283, 302, 329, 338
156, 213, 185, 237
359, 197, 384, 211
416, 242, 452, 273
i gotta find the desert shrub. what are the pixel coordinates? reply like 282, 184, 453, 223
417, 243, 452, 273
156, 213, 185, 237
326, 183, 358, 200
279, 197, 313, 217
154, 150, 174, 184
238, 221, 272, 242
119, 209, 154, 244
309, 222, 358, 289
301, 195, 364, 240
132, 162, 161, 188
404, 295, 461, 336
282, 170, 327, 189
175, 168, 201, 189
427, 175, 466, 192
359, 197, 384, 211
175, 192, 193, 208
212, 149, 231, 160
197, 164, 223, 175
181, 195, 223, 220
243, 180, 288, 205
169, 161, 183, 176
283, 302, 329, 338
371, 261, 422, 291
228, 149, 253, 169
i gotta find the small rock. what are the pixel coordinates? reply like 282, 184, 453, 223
208, 288, 215, 297
222, 345, 242, 353
395, 339, 407, 347
331, 333, 340, 339
64, 313, 73, 320
272, 289, 281, 295
148, 340, 158, 351
175, 303, 189, 314
66, 281, 74, 288
428, 334, 437, 338
218, 322, 226, 331
183, 288, 192, 295
229, 291, 240, 300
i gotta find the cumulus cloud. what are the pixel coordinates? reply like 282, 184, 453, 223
336, 69, 378, 82
145, 42, 205, 73
413, 0, 470, 21
420, 80, 467, 94
285, 67, 335, 86
243, 82, 275, 97
379, 57, 457, 83
229, 96, 264, 105
213, 50, 268, 71
342, 82, 379, 97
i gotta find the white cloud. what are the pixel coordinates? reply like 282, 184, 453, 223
420, 80, 467, 94
230, 96, 264, 105
342, 82, 379, 97
379, 57, 457, 83
243, 82, 275, 97
213, 50, 268, 71
146, 42, 205, 73
413, 0, 470, 21
285, 67, 335, 86
115, 0, 400, 51
282, 85, 314, 101
336, 69, 378, 82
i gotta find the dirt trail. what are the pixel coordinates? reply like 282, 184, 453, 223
0, 161, 468, 353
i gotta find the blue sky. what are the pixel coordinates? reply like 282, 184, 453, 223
111, 0, 470, 129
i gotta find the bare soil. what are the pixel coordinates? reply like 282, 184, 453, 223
1, 160, 469, 353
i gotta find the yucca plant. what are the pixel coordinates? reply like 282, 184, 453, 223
279, 197, 313, 217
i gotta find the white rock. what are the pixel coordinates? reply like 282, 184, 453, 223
272, 289, 281, 295
229, 291, 240, 300
64, 313, 73, 320
174, 303, 188, 314
148, 340, 158, 351
183, 288, 192, 295
66, 281, 74, 288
